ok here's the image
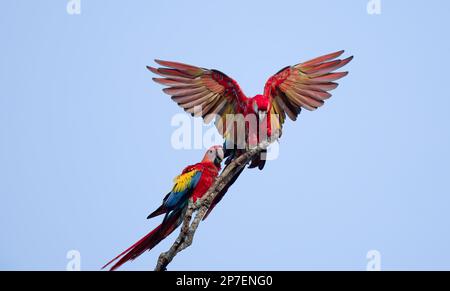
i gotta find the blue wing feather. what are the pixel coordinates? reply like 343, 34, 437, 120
164, 170, 202, 210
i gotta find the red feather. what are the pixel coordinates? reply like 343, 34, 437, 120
102, 207, 183, 271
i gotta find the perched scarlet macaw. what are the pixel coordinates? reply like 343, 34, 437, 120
103, 145, 224, 271
147, 50, 353, 170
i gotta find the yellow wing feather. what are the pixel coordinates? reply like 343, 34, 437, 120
172, 170, 198, 193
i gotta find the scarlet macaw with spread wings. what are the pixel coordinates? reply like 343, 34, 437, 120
147, 50, 352, 170
148, 51, 352, 219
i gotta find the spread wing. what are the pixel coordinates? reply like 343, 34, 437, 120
147, 60, 247, 137
263, 50, 353, 131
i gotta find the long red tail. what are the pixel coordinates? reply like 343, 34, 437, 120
102, 208, 184, 271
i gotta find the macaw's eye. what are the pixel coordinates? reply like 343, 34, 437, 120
209, 150, 213, 153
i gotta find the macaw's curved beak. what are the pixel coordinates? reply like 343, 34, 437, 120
214, 147, 224, 166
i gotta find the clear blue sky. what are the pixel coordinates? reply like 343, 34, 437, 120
1, 1, 450, 270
